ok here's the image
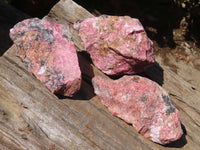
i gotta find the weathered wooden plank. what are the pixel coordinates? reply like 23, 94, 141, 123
0, 0, 200, 149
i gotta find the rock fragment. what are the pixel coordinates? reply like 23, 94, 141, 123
74, 15, 155, 75
10, 18, 81, 97
92, 75, 183, 144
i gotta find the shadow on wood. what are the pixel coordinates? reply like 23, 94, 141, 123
140, 61, 164, 86
57, 51, 96, 100
164, 124, 187, 148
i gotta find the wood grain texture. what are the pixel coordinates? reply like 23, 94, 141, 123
0, 0, 200, 149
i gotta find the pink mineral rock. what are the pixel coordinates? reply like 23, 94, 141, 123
92, 75, 183, 144
74, 15, 155, 75
10, 18, 81, 97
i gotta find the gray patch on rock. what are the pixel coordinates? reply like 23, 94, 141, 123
140, 96, 148, 102
29, 18, 43, 30
62, 26, 72, 41
42, 29, 55, 44
23, 57, 33, 70
162, 94, 175, 115
28, 19, 55, 44
100, 15, 109, 19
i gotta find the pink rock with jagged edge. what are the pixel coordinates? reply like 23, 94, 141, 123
74, 15, 155, 75
92, 75, 183, 144
10, 18, 81, 97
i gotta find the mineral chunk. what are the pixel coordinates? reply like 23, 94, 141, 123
92, 75, 183, 144
74, 15, 155, 75
10, 18, 81, 97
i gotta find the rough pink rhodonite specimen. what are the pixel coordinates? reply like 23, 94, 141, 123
74, 15, 155, 75
92, 75, 183, 144
10, 18, 81, 97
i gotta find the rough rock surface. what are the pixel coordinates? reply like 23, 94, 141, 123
74, 15, 155, 75
92, 75, 183, 144
10, 18, 81, 97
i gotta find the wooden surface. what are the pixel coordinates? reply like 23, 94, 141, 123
0, 0, 200, 149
